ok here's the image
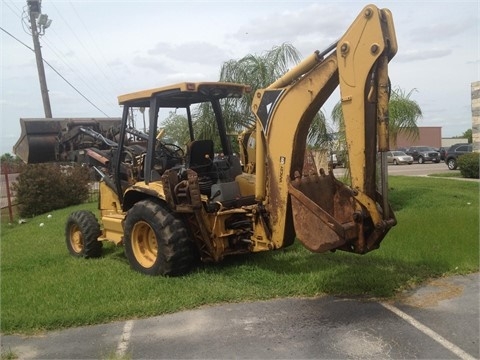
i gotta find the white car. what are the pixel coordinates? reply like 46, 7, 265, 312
328, 153, 338, 168
386, 151, 413, 165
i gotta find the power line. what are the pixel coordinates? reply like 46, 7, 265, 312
42, 33, 119, 110
69, 1, 126, 94
0, 25, 111, 117
2, 0, 22, 19
1, 26, 35, 57
49, 2, 120, 101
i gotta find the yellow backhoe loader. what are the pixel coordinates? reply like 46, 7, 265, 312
17, 4, 398, 276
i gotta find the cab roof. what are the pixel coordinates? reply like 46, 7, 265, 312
118, 82, 250, 108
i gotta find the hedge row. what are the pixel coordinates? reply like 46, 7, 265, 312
458, 152, 480, 179
12, 163, 91, 218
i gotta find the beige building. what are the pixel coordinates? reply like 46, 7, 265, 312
395, 127, 442, 149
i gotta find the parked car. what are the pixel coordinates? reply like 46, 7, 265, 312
386, 151, 413, 165
328, 153, 338, 168
331, 150, 346, 168
444, 143, 473, 170
437, 147, 447, 161
405, 146, 441, 164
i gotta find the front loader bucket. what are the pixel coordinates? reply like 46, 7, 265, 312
14, 119, 62, 163
287, 170, 395, 254
13, 118, 121, 163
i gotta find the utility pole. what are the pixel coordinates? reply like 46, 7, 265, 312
27, 0, 52, 118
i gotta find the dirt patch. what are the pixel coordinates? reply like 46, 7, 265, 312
399, 277, 464, 308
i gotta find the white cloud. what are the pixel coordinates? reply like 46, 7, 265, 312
396, 48, 452, 62
147, 41, 230, 64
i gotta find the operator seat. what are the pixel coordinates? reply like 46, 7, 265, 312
186, 140, 215, 174
185, 139, 216, 196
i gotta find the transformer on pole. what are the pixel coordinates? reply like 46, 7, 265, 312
27, 0, 53, 118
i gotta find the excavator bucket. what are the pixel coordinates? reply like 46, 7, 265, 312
288, 169, 395, 254
13, 118, 121, 163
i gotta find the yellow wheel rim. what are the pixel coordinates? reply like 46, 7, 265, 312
131, 221, 158, 268
69, 224, 84, 254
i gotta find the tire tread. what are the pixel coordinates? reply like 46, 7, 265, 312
124, 200, 194, 276
65, 210, 102, 258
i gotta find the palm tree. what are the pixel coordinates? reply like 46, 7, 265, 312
331, 86, 421, 150
193, 42, 333, 157
307, 111, 333, 149
193, 43, 303, 141
193, 42, 422, 160
388, 87, 421, 148
219, 42, 302, 118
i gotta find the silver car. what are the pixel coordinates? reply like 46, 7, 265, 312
386, 151, 413, 165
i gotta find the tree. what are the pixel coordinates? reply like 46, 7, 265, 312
193, 43, 422, 160
0, 153, 24, 173
331, 86, 421, 150
307, 111, 332, 149
194, 42, 334, 154
387, 87, 421, 148
462, 129, 472, 143
219, 42, 302, 123
161, 112, 191, 146
194, 43, 303, 141
0, 153, 15, 162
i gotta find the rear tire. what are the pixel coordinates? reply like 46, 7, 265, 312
65, 211, 102, 258
418, 156, 424, 164
123, 200, 195, 276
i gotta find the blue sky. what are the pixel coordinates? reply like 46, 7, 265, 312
1, 0, 479, 155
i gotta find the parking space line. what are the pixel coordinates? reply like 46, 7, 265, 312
381, 302, 476, 360
116, 320, 134, 357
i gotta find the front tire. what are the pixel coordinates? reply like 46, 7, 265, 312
65, 211, 102, 258
123, 200, 195, 276
447, 158, 458, 170
418, 156, 424, 164
393, 159, 398, 165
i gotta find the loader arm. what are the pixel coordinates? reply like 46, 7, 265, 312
251, 4, 397, 254
13, 118, 121, 163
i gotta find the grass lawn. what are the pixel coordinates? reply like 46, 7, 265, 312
1, 176, 478, 334
427, 171, 463, 178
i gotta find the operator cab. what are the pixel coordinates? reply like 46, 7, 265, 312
115, 82, 250, 202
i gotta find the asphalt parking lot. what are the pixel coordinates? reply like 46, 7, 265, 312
1, 273, 478, 359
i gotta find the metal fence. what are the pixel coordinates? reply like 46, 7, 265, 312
0, 170, 18, 223
88, 182, 99, 202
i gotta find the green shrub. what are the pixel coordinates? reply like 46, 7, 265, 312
12, 163, 91, 217
458, 152, 480, 179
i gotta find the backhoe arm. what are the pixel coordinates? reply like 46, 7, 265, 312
251, 4, 397, 254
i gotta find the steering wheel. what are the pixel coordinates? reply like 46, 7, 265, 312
160, 142, 185, 159
156, 142, 184, 160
